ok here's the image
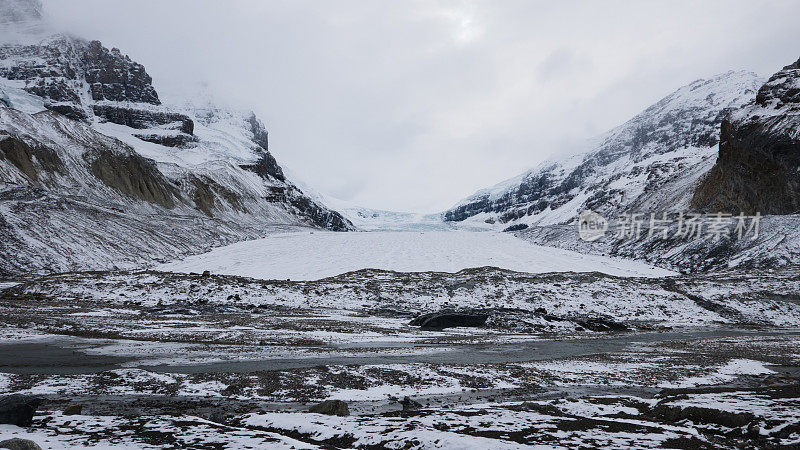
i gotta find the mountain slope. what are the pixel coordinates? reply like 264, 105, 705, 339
0, 0, 352, 276
445, 71, 763, 229
692, 58, 800, 215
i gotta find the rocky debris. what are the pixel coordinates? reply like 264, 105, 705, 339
0, 439, 42, 450
0, 136, 64, 182
186, 174, 245, 217
692, 57, 800, 215
308, 400, 349, 416
86, 148, 178, 208
62, 404, 82, 415
410, 311, 489, 330
400, 396, 422, 411
574, 317, 629, 332
0, 395, 40, 427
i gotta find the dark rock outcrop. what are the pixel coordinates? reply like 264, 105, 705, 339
400, 396, 422, 411
92, 104, 193, 134
83, 40, 160, 104
410, 311, 489, 330
692, 58, 800, 215
308, 399, 350, 416
132, 133, 197, 148
0, 395, 41, 427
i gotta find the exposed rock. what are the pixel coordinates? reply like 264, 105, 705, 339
0, 136, 64, 182
92, 104, 193, 134
503, 223, 528, 232
0, 438, 42, 450
133, 133, 197, 148
186, 174, 246, 217
410, 311, 488, 331
209, 411, 227, 424
400, 396, 422, 411
83, 40, 160, 104
308, 399, 350, 416
288, 191, 353, 231
87, 148, 178, 208
692, 57, 800, 215
652, 404, 755, 428
62, 403, 82, 415
0, 395, 41, 427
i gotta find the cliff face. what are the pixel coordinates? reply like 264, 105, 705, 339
0, 34, 197, 143
692, 58, 800, 215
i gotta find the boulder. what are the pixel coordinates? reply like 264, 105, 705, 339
400, 396, 422, 411
0, 439, 42, 450
0, 395, 41, 427
63, 404, 82, 415
308, 400, 349, 416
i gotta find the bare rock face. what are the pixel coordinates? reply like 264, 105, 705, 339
0, 36, 194, 145
692, 58, 800, 215
83, 40, 160, 104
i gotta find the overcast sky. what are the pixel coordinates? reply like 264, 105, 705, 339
45, 0, 800, 213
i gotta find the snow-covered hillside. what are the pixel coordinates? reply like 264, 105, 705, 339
160, 230, 674, 280
445, 71, 763, 229
0, 0, 352, 276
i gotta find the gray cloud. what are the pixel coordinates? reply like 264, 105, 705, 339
42, 0, 800, 212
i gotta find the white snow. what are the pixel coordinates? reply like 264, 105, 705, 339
160, 230, 675, 280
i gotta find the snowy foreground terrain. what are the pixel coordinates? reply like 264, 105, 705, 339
160, 230, 674, 280
1, 263, 800, 448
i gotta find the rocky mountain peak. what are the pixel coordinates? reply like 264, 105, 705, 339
754, 56, 800, 110
692, 56, 800, 215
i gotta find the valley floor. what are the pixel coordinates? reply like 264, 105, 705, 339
0, 266, 799, 448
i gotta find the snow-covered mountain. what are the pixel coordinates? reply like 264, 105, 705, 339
444, 63, 800, 272
0, 0, 352, 276
445, 71, 764, 229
